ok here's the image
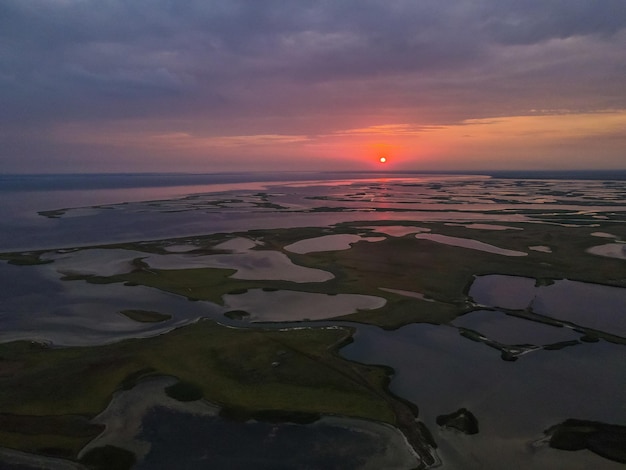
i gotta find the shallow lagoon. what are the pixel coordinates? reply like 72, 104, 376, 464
284, 234, 383, 254
8, 172, 626, 252
137, 408, 417, 469
451, 309, 580, 345
81, 376, 419, 470
135, 408, 417, 470
415, 233, 527, 257
223, 289, 386, 322
341, 323, 626, 470
214, 237, 262, 252
145, 251, 334, 283
587, 242, 626, 260
0, 261, 223, 346
470, 274, 626, 337
42, 248, 146, 277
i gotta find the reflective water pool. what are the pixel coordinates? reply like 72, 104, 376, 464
223, 289, 386, 322
0, 262, 223, 346
145, 251, 334, 283
470, 275, 626, 337
284, 234, 373, 254
415, 233, 527, 257
341, 323, 626, 469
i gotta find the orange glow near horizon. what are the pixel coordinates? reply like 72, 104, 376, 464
48, 110, 626, 172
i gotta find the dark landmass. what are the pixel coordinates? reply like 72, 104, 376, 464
119, 310, 171, 323
545, 419, 626, 464
0, 321, 432, 465
436, 408, 479, 435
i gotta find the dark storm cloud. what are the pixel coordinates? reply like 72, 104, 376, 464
0, 1, 624, 132
481, 0, 626, 44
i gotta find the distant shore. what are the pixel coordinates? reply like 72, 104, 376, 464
2, 169, 626, 192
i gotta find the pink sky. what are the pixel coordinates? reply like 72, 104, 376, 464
1, 1, 625, 173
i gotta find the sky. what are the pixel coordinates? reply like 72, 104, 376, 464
1, 0, 625, 174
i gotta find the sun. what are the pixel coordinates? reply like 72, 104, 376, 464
379, 156, 387, 163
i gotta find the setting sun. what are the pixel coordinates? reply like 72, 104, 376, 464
379, 156, 387, 163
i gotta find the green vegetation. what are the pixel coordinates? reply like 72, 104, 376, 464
0, 321, 409, 459
224, 310, 250, 320
9, 220, 624, 330
38, 209, 66, 219
114, 267, 241, 304
339, 297, 460, 329
436, 408, 479, 435
80, 445, 136, 470
0, 252, 51, 266
165, 381, 204, 402
257, 221, 626, 326
0, 415, 103, 460
546, 419, 626, 464
119, 310, 171, 323
1, 218, 625, 464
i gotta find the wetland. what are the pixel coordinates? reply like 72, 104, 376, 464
0, 172, 625, 469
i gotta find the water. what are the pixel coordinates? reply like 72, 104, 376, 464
0, 172, 493, 251
0, 261, 223, 346
223, 289, 386, 322
136, 408, 414, 470
7, 171, 626, 252
451, 310, 580, 345
415, 233, 528, 257
470, 274, 626, 337
145, 251, 334, 283
81, 376, 419, 470
587, 243, 626, 260
284, 234, 380, 254
341, 323, 626, 469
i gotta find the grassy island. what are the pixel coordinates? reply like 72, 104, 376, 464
0, 321, 433, 463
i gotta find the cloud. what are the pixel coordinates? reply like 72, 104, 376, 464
2, 1, 623, 121
151, 132, 311, 148
53, 125, 310, 150
0, 1, 624, 171
332, 124, 441, 137
481, 0, 626, 45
